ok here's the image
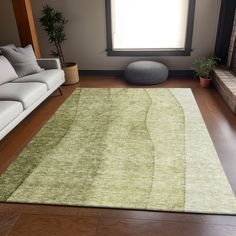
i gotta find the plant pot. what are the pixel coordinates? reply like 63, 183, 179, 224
200, 77, 212, 88
63, 62, 79, 85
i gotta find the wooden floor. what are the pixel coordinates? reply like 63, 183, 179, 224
0, 76, 236, 236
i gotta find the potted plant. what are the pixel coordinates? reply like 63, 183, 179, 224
193, 57, 219, 88
40, 5, 79, 85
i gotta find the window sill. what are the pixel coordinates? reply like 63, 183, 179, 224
106, 50, 192, 57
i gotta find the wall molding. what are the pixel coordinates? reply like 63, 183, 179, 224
79, 70, 194, 78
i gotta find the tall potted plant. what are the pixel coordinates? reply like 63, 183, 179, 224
40, 5, 79, 85
193, 57, 219, 88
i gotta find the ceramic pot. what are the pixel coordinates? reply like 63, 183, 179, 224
200, 77, 212, 88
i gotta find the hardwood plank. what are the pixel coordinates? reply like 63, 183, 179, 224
97, 218, 236, 236
1, 204, 236, 227
8, 214, 98, 236
0, 213, 19, 236
0, 204, 102, 219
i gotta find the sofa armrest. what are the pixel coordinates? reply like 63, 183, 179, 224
37, 58, 61, 70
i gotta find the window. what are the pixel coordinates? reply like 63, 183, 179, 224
105, 0, 196, 56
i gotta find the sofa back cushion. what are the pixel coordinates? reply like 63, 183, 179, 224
0, 45, 43, 77
0, 56, 18, 85
0, 44, 16, 55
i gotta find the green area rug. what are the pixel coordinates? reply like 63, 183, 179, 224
0, 88, 236, 215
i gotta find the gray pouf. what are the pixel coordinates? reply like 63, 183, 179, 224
125, 61, 169, 85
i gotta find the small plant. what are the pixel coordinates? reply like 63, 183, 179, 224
40, 5, 68, 67
193, 57, 219, 79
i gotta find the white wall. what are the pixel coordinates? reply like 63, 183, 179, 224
0, 0, 222, 70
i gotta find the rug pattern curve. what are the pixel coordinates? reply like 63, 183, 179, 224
0, 88, 236, 214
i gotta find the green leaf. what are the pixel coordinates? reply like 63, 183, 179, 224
39, 5, 68, 65
193, 57, 220, 78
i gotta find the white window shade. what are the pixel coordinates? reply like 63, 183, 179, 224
111, 0, 190, 51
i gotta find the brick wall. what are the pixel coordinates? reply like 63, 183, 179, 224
228, 10, 236, 67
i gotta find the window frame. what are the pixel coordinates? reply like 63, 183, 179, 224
105, 0, 196, 56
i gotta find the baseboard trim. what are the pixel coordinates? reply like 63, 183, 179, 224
79, 70, 124, 76
79, 70, 194, 78
169, 70, 194, 78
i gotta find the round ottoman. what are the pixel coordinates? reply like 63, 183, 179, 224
125, 61, 169, 85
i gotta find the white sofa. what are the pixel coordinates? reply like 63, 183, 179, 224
0, 58, 65, 140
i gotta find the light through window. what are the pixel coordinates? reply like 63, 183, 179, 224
106, 0, 195, 56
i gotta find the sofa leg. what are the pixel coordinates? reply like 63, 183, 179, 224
58, 87, 63, 96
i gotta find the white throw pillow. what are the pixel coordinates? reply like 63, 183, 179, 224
0, 44, 16, 55
0, 56, 18, 85
0, 45, 43, 77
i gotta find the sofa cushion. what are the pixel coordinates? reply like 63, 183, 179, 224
0, 45, 43, 77
0, 83, 47, 109
0, 56, 18, 85
13, 69, 65, 90
0, 101, 24, 131
0, 44, 16, 55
